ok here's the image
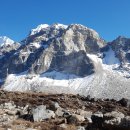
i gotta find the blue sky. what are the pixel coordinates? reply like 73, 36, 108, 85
0, 0, 130, 42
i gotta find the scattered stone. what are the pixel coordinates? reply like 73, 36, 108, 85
4, 102, 16, 110
0, 114, 9, 123
0, 91, 130, 130
23, 104, 31, 115
104, 111, 125, 126
63, 110, 71, 118
67, 114, 85, 124
121, 116, 130, 128
76, 109, 92, 123
67, 115, 78, 124
92, 111, 103, 118
5, 109, 18, 115
104, 111, 125, 120
73, 114, 85, 122
59, 123, 68, 129
55, 107, 64, 117
77, 109, 92, 119
118, 98, 130, 107
49, 102, 60, 111
0, 109, 5, 115
26, 128, 37, 130
77, 126, 85, 130
91, 111, 104, 128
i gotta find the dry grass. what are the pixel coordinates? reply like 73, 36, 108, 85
11, 119, 77, 130
0, 90, 130, 115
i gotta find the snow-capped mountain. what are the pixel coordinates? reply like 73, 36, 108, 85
1, 23, 130, 99
0, 36, 20, 62
0, 36, 14, 47
30, 24, 49, 35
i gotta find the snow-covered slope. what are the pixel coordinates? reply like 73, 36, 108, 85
3, 53, 130, 100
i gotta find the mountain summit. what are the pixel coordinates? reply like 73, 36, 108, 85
30, 23, 68, 36
0, 23, 130, 99
0, 36, 14, 47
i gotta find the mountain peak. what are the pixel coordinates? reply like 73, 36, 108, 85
116, 36, 127, 40
30, 24, 49, 35
0, 36, 14, 47
51, 23, 68, 29
30, 23, 68, 36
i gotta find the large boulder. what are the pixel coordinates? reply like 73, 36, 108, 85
118, 98, 130, 107
104, 111, 125, 126
32, 105, 55, 122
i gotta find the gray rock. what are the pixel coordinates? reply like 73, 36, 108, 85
121, 116, 130, 128
0, 114, 8, 122
73, 114, 85, 122
32, 105, 55, 122
93, 111, 103, 118
68, 114, 85, 123
49, 102, 60, 111
77, 126, 85, 130
5, 109, 18, 115
104, 111, 125, 126
55, 107, 64, 117
22, 104, 30, 115
104, 117, 122, 126
59, 123, 68, 129
63, 110, 71, 118
118, 98, 130, 107
4, 102, 16, 110
91, 111, 104, 127
76, 109, 92, 118
104, 111, 125, 119
67, 115, 78, 124
26, 128, 37, 130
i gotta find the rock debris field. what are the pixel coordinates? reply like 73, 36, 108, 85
0, 90, 130, 130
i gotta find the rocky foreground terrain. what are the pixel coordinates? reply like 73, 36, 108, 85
0, 90, 130, 130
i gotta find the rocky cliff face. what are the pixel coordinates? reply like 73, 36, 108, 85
109, 36, 130, 70
0, 36, 20, 79
0, 24, 105, 79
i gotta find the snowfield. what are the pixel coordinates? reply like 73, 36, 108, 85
3, 52, 130, 100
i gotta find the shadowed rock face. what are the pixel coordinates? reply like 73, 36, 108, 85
109, 36, 130, 63
0, 42, 20, 78
0, 24, 105, 79
34, 50, 95, 76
